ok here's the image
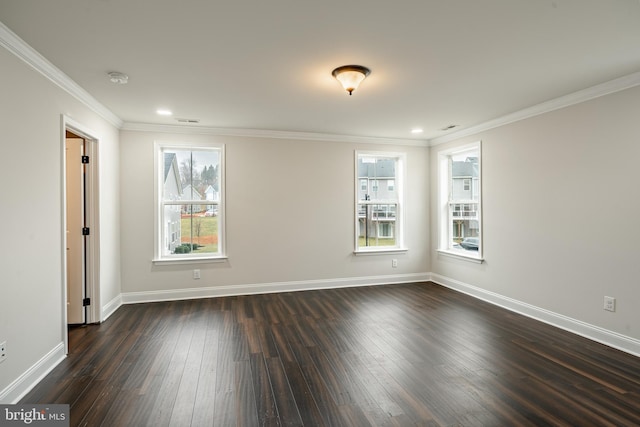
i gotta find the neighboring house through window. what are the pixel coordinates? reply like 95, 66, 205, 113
155, 142, 225, 262
438, 142, 482, 260
163, 152, 182, 254
355, 151, 405, 253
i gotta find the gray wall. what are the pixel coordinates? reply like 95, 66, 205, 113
0, 46, 121, 400
2, 26, 639, 404
119, 132, 430, 295
430, 85, 640, 343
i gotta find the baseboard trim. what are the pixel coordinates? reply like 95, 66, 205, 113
121, 273, 431, 304
430, 273, 640, 357
102, 293, 123, 322
0, 342, 66, 404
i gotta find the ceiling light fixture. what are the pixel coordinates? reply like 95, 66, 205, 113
331, 65, 370, 95
411, 128, 424, 134
107, 71, 128, 84
156, 109, 173, 116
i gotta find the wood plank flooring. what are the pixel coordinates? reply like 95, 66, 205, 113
20, 282, 640, 426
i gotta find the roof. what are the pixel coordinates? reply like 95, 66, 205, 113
452, 158, 479, 178
182, 184, 203, 200
358, 158, 395, 179
205, 184, 219, 193
164, 153, 176, 181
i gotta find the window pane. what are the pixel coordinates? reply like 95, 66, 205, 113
448, 148, 480, 252
357, 203, 397, 247
162, 204, 219, 255
159, 144, 223, 260
162, 204, 182, 254
357, 156, 398, 202
357, 219, 397, 247
163, 149, 219, 201
356, 152, 403, 251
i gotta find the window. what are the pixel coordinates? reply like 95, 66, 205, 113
438, 142, 482, 260
355, 151, 405, 252
154, 142, 225, 262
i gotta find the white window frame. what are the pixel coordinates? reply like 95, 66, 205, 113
153, 141, 226, 264
354, 151, 407, 255
437, 141, 483, 263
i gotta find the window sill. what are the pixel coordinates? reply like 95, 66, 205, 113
152, 256, 228, 266
437, 249, 484, 264
354, 248, 408, 256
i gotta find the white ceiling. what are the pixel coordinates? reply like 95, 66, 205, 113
1, 0, 640, 142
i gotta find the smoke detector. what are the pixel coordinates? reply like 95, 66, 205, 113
107, 71, 129, 84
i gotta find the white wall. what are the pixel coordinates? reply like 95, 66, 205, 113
0, 46, 121, 401
430, 85, 640, 345
119, 131, 430, 297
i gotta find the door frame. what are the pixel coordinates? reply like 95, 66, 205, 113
61, 115, 101, 353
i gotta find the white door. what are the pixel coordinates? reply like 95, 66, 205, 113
66, 137, 85, 324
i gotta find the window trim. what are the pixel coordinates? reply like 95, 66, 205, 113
354, 150, 406, 254
153, 141, 227, 264
437, 141, 483, 262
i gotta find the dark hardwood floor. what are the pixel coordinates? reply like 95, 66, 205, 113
21, 282, 640, 426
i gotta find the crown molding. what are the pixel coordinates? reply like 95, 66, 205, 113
0, 21, 123, 128
6, 17, 637, 146
121, 122, 430, 146
428, 71, 640, 146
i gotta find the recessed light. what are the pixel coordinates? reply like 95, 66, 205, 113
411, 128, 424, 134
156, 109, 173, 116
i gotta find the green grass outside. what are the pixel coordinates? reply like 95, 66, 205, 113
179, 217, 396, 252
358, 236, 397, 247
181, 216, 219, 253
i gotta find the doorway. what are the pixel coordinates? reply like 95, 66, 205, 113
62, 117, 100, 352
65, 132, 86, 324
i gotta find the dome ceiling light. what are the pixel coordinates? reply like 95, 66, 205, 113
331, 65, 370, 95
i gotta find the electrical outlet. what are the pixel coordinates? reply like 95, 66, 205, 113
0, 341, 6, 364
392, 259, 398, 268
604, 296, 616, 312
193, 269, 201, 280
